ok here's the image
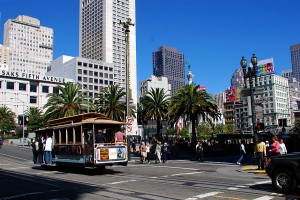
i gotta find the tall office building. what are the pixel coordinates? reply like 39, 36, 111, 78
281, 69, 293, 81
79, 0, 137, 106
3, 15, 53, 75
291, 43, 300, 82
0, 44, 10, 70
153, 46, 185, 95
231, 68, 244, 89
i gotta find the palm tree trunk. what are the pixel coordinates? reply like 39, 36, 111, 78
191, 116, 197, 147
156, 117, 162, 141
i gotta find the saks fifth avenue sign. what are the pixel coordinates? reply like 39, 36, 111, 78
1, 70, 65, 83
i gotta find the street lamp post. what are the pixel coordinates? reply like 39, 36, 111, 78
120, 18, 134, 161
240, 54, 258, 144
11, 98, 25, 147
120, 18, 134, 118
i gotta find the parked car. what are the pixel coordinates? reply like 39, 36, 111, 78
265, 152, 300, 194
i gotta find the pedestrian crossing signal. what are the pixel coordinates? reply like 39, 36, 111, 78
257, 122, 264, 131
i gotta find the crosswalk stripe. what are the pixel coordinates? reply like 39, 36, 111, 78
185, 192, 223, 200
252, 196, 274, 200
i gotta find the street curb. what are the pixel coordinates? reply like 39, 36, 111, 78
241, 165, 266, 174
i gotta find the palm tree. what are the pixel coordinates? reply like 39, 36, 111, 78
43, 82, 85, 121
95, 85, 126, 121
25, 107, 44, 132
0, 106, 16, 134
142, 88, 170, 140
168, 84, 220, 147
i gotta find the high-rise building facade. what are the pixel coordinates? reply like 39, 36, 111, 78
291, 43, 300, 82
0, 44, 10, 70
281, 69, 293, 81
231, 68, 244, 89
3, 15, 53, 75
79, 0, 137, 106
153, 46, 185, 95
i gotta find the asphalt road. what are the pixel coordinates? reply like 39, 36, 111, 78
0, 145, 299, 200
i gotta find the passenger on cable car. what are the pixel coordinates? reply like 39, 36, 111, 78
114, 127, 127, 143
96, 129, 105, 144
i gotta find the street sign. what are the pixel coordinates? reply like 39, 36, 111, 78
126, 125, 132, 133
126, 116, 133, 124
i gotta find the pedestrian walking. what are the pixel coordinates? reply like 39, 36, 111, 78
279, 139, 287, 154
162, 142, 168, 163
146, 144, 151, 164
254, 138, 266, 170
269, 135, 280, 156
155, 141, 162, 164
237, 140, 247, 165
196, 141, 204, 162
139, 142, 147, 163
132, 139, 136, 153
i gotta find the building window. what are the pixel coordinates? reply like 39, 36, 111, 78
30, 96, 37, 104
7, 82, 14, 90
42, 86, 49, 93
78, 69, 82, 74
19, 83, 26, 91
78, 76, 82, 81
30, 84, 37, 92
53, 87, 59, 94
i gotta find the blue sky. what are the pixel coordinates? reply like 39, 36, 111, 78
1, 0, 300, 95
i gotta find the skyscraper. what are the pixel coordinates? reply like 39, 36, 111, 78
153, 46, 185, 95
231, 68, 244, 89
3, 15, 53, 75
79, 0, 137, 106
291, 43, 300, 82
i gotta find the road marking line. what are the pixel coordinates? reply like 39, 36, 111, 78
252, 196, 274, 200
236, 185, 247, 188
215, 195, 246, 200
228, 187, 238, 190
270, 193, 283, 196
244, 180, 271, 186
185, 192, 223, 200
169, 171, 202, 177
107, 180, 136, 185
8, 167, 30, 170
0, 192, 43, 200
149, 165, 201, 171
0, 152, 29, 161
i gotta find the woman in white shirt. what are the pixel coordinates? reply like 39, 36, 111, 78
279, 139, 287, 154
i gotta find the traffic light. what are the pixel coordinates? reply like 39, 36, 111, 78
257, 122, 264, 131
